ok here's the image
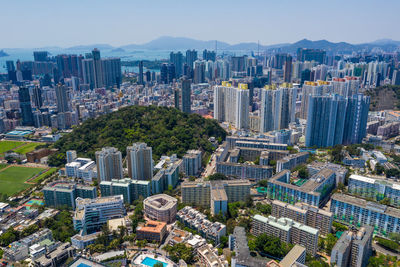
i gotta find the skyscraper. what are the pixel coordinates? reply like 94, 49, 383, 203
81, 50, 121, 89
126, 143, 153, 181
181, 78, 191, 113
101, 58, 121, 88
138, 60, 144, 85
186, 50, 198, 70
283, 55, 293, 83
342, 94, 370, 145
18, 86, 34, 126
167, 64, 176, 83
203, 49, 216, 61
92, 48, 103, 88
160, 64, 168, 84
95, 147, 123, 182
55, 84, 69, 113
260, 84, 297, 132
297, 48, 326, 64
170, 52, 183, 77
305, 95, 347, 147
214, 83, 249, 130
32, 86, 43, 108
33, 51, 49, 62
231, 56, 246, 72
193, 60, 206, 84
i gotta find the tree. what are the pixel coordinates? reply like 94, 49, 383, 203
48, 106, 227, 167
376, 237, 399, 251
255, 202, 271, 215
330, 145, 343, 163
254, 233, 291, 258
386, 168, 400, 178
325, 233, 338, 255
108, 238, 121, 250
380, 197, 391, 206
165, 244, 194, 264
245, 195, 253, 207
220, 235, 229, 248
388, 232, 400, 243
375, 163, 384, 175
337, 182, 346, 192
208, 173, 228, 181
298, 166, 309, 179
318, 238, 325, 251
258, 179, 268, 187
154, 263, 163, 267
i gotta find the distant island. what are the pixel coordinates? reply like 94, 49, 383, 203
111, 48, 125, 53
0, 50, 9, 57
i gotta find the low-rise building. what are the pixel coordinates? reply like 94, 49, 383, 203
330, 193, 400, 235
197, 243, 229, 267
143, 194, 177, 223
348, 174, 400, 207
71, 232, 101, 250
33, 242, 75, 267
229, 226, 269, 267
43, 181, 97, 209
271, 200, 333, 235
181, 179, 251, 209
100, 178, 151, 204
276, 152, 309, 172
183, 150, 202, 176
216, 162, 273, 181
252, 215, 319, 256
73, 195, 125, 234
177, 206, 226, 244
331, 226, 373, 267
136, 220, 167, 242
267, 169, 336, 207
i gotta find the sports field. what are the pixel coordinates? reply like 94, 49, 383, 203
0, 141, 26, 154
0, 141, 45, 155
0, 166, 46, 195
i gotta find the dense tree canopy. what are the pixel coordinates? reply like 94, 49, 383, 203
48, 106, 226, 166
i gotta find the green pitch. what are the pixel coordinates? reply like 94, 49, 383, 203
0, 166, 46, 196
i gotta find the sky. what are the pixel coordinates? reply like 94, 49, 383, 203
1, 0, 399, 48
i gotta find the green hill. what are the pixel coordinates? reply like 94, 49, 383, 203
366, 85, 400, 111
48, 106, 226, 167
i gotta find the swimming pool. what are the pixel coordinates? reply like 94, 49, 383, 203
141, 257, 168, 267
77, 264, 91, 267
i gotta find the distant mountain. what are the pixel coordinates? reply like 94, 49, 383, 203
9, 37, 400, 54
111, 48, 125, 53
66, 44, 114, 51
265, 38, 400, 53
116, 37, 400, 53
370, 39, 400, 46
120, 36, 230, 51
0, 50, 9, 57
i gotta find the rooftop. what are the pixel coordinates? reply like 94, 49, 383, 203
211, 187, 228, 201
137, 220, 166, 233
144, 194, 177, 211
279, 245, 306, 267
332, 193, 400, 218
253, 215, 319, 235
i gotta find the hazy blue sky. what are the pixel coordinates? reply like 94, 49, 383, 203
1, 0, 399, 48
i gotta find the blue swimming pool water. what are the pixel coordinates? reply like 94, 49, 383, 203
141, 257, 168, 267
77, 264, 91, 267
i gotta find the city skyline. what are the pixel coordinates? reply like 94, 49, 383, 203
1, 0, 400, 48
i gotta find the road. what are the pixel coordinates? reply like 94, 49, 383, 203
373, 242, 400, 257
203, 154, 216, 178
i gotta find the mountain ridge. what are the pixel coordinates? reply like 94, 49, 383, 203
2, 37, 400, 53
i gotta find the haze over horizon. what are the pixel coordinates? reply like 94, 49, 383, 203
1, 0, 399, 48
